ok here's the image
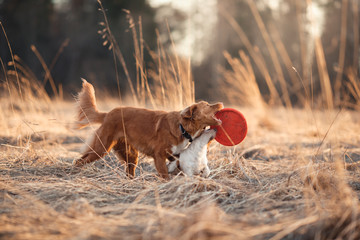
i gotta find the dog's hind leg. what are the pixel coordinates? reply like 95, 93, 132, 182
113, 138, 139, 178
73, 127, 116, 167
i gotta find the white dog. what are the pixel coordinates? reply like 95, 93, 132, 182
167, 129, 216, 178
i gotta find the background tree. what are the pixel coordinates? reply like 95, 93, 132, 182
0, 0, 156, 97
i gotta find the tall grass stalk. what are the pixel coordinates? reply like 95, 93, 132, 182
1, 56, 51, 105
0, 57, 16, 119
345, 69, 360, 110
268, 23, 300, 100
221, 1, 359, 110
97, 0, 134, 105
97, 1, 193, 110
295, 1, 310, 86
334, 0, 349, 106
246, 0, 292, 109
31, 45, 59, 99
352, 0, 359, 75
220, 8, 281, 106
220, 51, 265, 109
315, 37, 334, 109
0, 21, 23, 102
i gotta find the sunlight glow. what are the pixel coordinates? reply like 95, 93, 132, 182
307, 1, 325, 38
149, 0, 218, 64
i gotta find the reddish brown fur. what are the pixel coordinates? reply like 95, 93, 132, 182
74, 79, 223, 179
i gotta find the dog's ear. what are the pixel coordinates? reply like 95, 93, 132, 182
181, 104, 197, 119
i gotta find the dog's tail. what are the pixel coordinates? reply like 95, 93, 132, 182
75, 78, 106, 129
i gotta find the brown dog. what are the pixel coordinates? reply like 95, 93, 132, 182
73, 79, 223, 179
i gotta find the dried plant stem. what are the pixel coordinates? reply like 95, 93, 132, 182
315, 37, 333, 109
0, 57, 14, 114
314, 107, 342, 157
49, 38, 70, 73
155, 30, 166, 106
268, 23, 299, 99
126, 11, 142, 103
296, 1, 309, 85
334, 0, 349, 105
352, 0, 359, 75
220, 8, 280, 106
166, 21, 183, 106
14, 55, 38, 82
345, 69, 360, 109
31, 45, 59, 99
246, 0, 292, 109
0, 21, 23, 101
97, 1, 137, 104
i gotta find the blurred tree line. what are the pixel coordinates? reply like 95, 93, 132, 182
0, 0, 359, 105
0, 0, 156, 96
204, 0, 359, 105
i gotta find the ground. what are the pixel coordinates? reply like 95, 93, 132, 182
1, 99, 360, 239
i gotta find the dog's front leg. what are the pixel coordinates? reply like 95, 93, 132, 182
167, 161, 178, 173
201, 165, 210, 178
154, 153, 169, 179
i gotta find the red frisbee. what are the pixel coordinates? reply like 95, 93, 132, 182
210, 108, 247, 146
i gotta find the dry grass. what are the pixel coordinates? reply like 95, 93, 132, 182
1, 94, 360, 239
1, 1, 360, 239
97, 1, 194, 110
220, 0, 359, 111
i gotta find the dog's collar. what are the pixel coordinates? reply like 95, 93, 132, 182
179, 124, 193, 142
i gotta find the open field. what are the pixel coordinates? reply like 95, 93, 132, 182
1, 96, 360, 239
1, 1, 360, 238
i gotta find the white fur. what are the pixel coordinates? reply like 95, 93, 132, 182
168, 129, 216, 178
171, 139, 190, 155
170, 129, 202, 155
80, 132, 96, 154
167, 159, 178, 173
73, 132, 96, 166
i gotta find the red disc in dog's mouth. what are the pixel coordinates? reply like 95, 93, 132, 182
210, 108, 247, 146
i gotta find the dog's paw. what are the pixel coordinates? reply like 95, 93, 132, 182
167, 161, 178, 173
72, 158, 78, 166
72, 158, 84, 168
200, 166, 210, 178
